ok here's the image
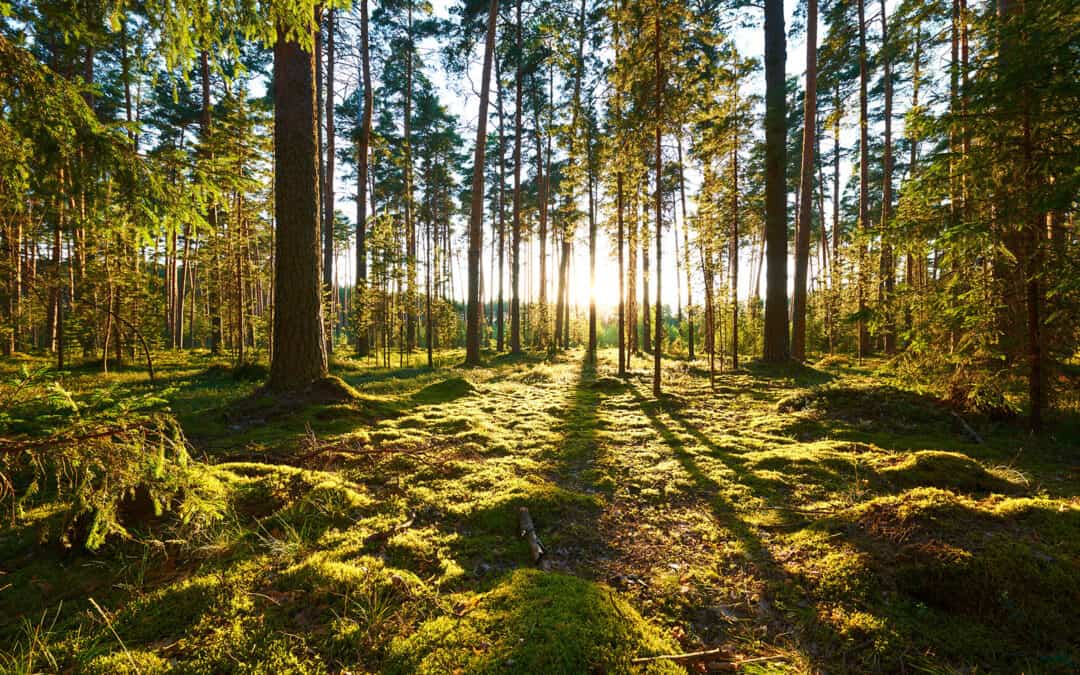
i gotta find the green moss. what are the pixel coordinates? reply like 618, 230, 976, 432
411, 376, 478, 404
84, 650, 170, 674
384, 570, 681, 674
875, 450, 1023, 494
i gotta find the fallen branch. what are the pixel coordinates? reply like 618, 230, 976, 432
518, 507, 545, 564
0, 423, 143, 456
951, 412, 984, 444
631, 649, 786, 669
631, 647, 731, 665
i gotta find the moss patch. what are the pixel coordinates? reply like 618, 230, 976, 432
385, 569, 681, 674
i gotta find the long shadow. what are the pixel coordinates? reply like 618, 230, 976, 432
627, 383, 853, 669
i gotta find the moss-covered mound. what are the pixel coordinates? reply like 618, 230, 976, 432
873, 450, 1024, 494
385, 569, 681, 674
411, 376, 478, 404
778, 384, 951, 428
824, 488, 1080, 661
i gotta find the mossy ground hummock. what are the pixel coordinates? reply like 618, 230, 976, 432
1, 348, 1077, 673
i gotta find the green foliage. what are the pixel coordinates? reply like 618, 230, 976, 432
0, 367, 223, 551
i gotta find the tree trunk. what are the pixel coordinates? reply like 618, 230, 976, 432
465, 0, 499, 365
762, 0, 789, 361
878, 0, 895, 355
496, 51, 506, 353
356, 0, 373, 358
730, 144, 739, 370
617, 170, 626, 374
324, 8, 336, 354
533, 84, 548, 348
268, 20, 329, 390
510, 0, 523, 354
653, 6, 663, 396
856, 0, 871, 358
791, 0, 816, 361
678, 136, 693, 360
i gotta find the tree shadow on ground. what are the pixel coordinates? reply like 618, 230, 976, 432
627, 383, 861, 669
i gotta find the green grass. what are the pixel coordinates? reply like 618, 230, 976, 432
1, 347, 1078, 673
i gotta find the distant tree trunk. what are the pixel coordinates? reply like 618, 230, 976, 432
324, 8, 336, 354
554, 232, 567, 350
628, 192, 638, 357
496, 52, 506, 353
510, 0, 523, 354
533, 84, 549, 348
642, 197, 651, 355
878, 0, 895, 355
730, 144, 739, 369
201, 50, 222, 355
856, 0, 871, 358
404, 0, 417, 352
617, 171, 626, 375
830, 85, 841, 352
465, 0, 498, 366
791, 0, 817, 361
762, 0, 789, 361
268, 19, 329, 390
587, 128, 597, 361
678, 136, 693, 361
653, 5, 663, 396
356, 0, 373, 358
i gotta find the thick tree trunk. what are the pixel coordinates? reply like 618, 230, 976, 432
269, 21, 329, 390
791, 0, 817, 361
465, 0, 499, 365
762, 0, 789, 361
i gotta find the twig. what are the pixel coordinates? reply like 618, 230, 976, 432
631, 647, 731, 665
631, 649, 786, 668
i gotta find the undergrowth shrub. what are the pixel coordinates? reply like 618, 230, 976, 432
1, 366, 223, 550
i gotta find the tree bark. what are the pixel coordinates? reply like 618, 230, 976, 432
269, 20, 329, 390
856, 0, 871, 358
465, 0, 499, 365
653, 5, 663, 396
762, 0, 789, 361
324, 8, 336, 354
509, 0, 524, 354
356, 0, 373, 358
791, 0, 816, 361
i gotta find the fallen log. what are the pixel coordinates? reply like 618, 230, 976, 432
518, 507, 545, 564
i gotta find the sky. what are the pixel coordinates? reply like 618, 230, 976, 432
327, 0, 844, 316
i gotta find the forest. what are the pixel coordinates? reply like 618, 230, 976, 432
1, 0, 1078, 670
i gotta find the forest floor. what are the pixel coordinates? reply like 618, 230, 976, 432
2, 348, 1079, 673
